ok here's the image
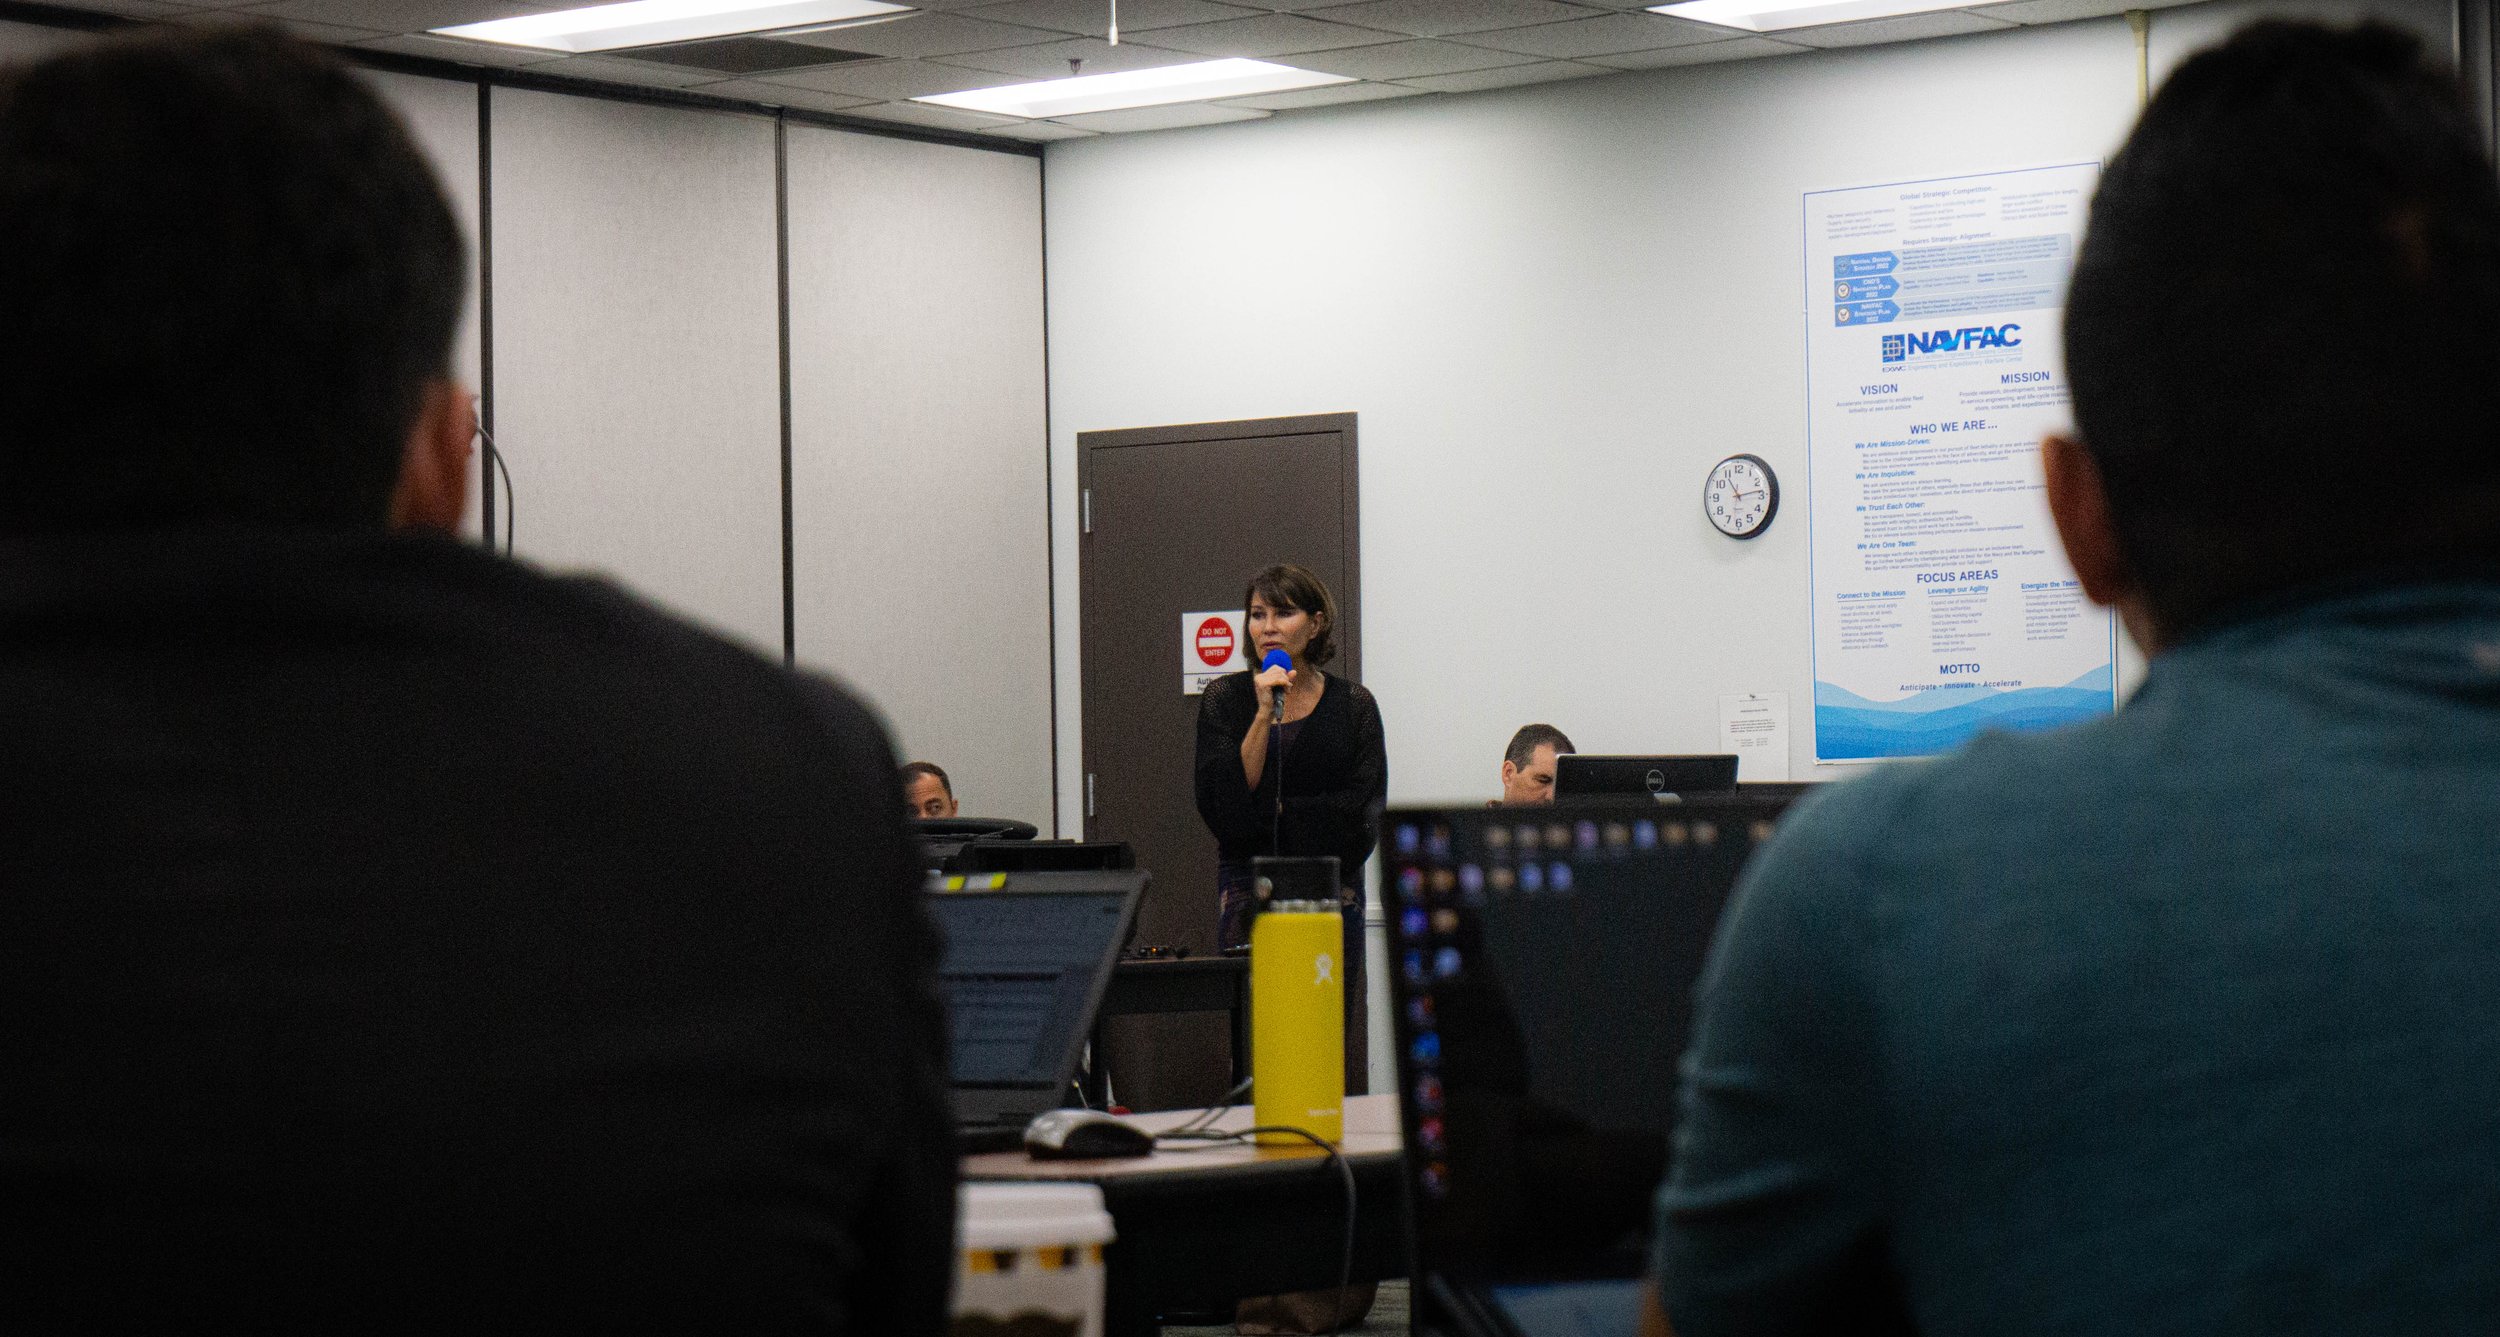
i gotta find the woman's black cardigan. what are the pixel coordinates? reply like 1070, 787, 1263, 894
1192, 668, 1387, 880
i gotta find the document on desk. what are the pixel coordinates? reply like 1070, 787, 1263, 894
1803, 163, 2117, 762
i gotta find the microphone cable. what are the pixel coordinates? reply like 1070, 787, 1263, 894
1264, 652, 1289, 863
1271, 706, 1286, 864
1165, 1076, 1255, 1139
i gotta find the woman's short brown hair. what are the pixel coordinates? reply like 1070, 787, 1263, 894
1241, 563, 1339, 669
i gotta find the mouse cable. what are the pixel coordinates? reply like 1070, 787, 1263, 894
1157, 1122, 1354, 1330
1162, 1076, 1255, 1139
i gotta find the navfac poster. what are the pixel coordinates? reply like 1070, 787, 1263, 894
1804, 164, 2117, 762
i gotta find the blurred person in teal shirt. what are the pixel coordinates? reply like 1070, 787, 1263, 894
1651, 20, 2500, 1337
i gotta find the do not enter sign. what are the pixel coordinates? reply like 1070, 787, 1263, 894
1195, 617, 1235, 668
1180, 609, 1243, 695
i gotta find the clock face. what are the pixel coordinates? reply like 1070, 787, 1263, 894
1705, 454, 1779, 539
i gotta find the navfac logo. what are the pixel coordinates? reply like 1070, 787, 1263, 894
1881, 322, 2021, 364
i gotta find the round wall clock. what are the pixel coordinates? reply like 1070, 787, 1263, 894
1704, 453, 1779, 540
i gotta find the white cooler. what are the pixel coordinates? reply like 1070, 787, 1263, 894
952, 1182, 1117, 1337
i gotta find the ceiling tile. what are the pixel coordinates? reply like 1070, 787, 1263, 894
1400, 58, 1612, 92
937, 36, 1205, 77
1582, 33, 1806, 67
1216, 79, 1427, 109
751, 56, 1031, 98
1143, 12, 1404, 58
777, 12, 1064, 57
1778, 10, 2014, 48
529, 53, 726, 87
980, 120, 1102, 139
958, 0, 1261, 36
236, 0, 536, 29
1298, 0, 1594, 38
1291, 38, 1538, 79
692, 78, 883, 111
838, 99, 1026, 129
1453, 11, 1722, 58
1050, 102, 1266, 131
354, 32, 570, 66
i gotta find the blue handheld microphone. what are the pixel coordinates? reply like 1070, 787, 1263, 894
1260, 648, 1292, 721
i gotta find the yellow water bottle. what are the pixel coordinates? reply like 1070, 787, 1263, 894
1251, 898, 1345, 1147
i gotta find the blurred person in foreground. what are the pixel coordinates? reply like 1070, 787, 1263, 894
1650, 21, 2500, 1336
0, 27, 950, 1331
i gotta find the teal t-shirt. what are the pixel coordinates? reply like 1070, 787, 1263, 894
1654, 581, 2500, 1335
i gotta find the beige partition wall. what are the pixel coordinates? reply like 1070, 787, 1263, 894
368, 71, 482, 396
364, 70, 485, 541
785, 125, 1052, 829
489, 88, 784, 656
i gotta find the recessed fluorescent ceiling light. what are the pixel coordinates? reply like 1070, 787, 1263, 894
1649, 0, 1972, 32
916, 58, 1353, 120
435, 0, 911, 54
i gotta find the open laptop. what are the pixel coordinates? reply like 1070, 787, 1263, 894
1380, 795, 1803, 1337
1551, 754, 1739, 801
926, 870, 1147, 1151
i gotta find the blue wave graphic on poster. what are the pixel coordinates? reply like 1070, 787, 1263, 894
1814, 666, 2114, 760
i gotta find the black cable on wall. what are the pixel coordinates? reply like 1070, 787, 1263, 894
477, 77, 497, 548
776, 111, 796, 668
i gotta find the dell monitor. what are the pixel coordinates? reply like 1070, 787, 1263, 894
1551, 754, 1738, 802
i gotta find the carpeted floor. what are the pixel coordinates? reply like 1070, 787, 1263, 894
1160, 1278, 1409, 1335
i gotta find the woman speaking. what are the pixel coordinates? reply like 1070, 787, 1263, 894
1193, 563, 1386, 1091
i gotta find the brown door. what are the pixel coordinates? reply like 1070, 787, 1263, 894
1080, 413, 1358, 1110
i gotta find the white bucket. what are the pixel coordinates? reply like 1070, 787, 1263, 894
951, 1182, 1117, 1337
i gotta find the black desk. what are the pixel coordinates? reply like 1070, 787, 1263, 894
1089, 955, 1250, 1106
964, 1095, 1409, 1337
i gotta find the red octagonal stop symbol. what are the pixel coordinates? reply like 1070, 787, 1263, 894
1195, 616, 1235, 668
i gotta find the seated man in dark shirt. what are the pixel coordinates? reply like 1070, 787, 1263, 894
1652, 20, 2500, 1337
0, 27, 950, 1331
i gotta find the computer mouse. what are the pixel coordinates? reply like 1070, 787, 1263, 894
1023, 1108, 1156, 1160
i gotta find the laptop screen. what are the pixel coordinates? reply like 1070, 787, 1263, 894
927, 875, 1142, 1090
1381, 796, 1801, 1312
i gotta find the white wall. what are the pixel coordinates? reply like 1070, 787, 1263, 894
2149, 0, 2453, 75
787, 127, 1054, 828
1041, 0, 2455, 829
